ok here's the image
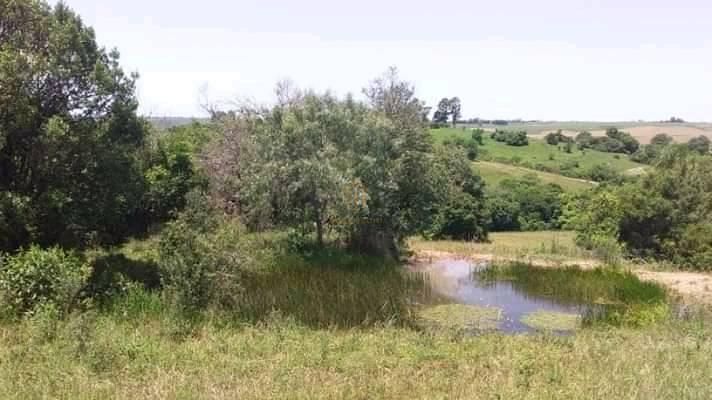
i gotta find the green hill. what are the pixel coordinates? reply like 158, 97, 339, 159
475, 161, 595, 192
432, 127, 643, 181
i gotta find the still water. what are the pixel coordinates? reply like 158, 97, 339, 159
413, 258, 589, 333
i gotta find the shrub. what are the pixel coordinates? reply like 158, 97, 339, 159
545, 130, 572, 146
584, 163, 620, 182
157, 193, 251, 312
491, 130, 529, 146
0, 246, 91, 318
471, 128, 484, 145
687, 135, 710, 155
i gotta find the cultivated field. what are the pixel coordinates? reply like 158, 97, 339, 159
473, 122, 712, 144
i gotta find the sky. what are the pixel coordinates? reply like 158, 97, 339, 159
56, 0, 712, 121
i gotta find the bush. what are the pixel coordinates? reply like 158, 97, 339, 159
471, 128, 484, 145
545, 130, 572, 146
157, 193, 251, 312
0, 246, 91, 318
583, 163, 620, 182
491, 130, 529, 146
486, 176, 564, 232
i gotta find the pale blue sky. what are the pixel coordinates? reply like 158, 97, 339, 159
58, 0, 712, 121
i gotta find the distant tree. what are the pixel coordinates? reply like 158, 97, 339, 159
687, 135, 710, 155
491, 130, 528, 146
605, 128, 639, 154
449, 97, 462, 127
650, 133, 674, 146
434, 98, 451, 124
545, 130, 573, 146
486, 176, 564, 232
575, 131, 594, 149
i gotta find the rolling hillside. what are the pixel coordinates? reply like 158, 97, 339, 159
474, 161, 595, 192
432, 127, 644, 187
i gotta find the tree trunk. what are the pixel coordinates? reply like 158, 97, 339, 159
315, 216, 324, 247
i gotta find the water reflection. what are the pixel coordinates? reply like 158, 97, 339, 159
413, 258, 589, 333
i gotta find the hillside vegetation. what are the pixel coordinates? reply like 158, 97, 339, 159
475, 161, 595, 192
432, 128, 643, 179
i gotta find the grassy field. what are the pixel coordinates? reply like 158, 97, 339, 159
2, 232, 711, 399
432, 127, 642, 177
410, 231, 594, 264
1, 292, 710, 399
475, 160, 595, 192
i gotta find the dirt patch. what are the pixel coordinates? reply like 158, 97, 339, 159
590, 125, 712, 144
413, 250, 712, 306
635, 270, 712, 306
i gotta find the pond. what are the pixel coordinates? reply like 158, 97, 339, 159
410, 257, 669, 334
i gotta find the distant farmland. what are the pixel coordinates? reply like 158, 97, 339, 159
469, 121, 712, 144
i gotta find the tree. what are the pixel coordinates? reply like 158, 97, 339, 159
449, 97, 462, 127
605, 128, 639, 154
575, 131, 594, 149
205, 69, 443, 257
651, 133, 673, 146
486, 175, 564, 232
0, 0, 148, 250
687, 135, 710, 155
429, 146, 488, 240
433, 98, 450, 124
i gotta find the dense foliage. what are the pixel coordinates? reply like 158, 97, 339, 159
490, 129, 529, 146
0, 1, 208, 251
568, 147, 712, 270
0, 1, 149, 249
487, 176, 564, 231
0, 246, 90, 317
575, 128, 640, 154
203, 69, 487, 257
544, 130, 573, 146
428, 146, 488, 240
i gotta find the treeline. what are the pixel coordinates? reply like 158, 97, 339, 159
546, 128, 640, 154
0, 1, 208, 251
565, 147, 712, 270
0, 3, 492, 258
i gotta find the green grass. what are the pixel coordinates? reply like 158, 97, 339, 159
1, 309, 711, 399
1, 232, 710, 399
418, 304, 502, 332
475, 160, 595, 192
432, 127, 643, 177
409, 231, 593, 263
521, 311, 582, 331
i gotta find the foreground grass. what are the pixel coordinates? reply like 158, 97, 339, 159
1, 308, 710, 400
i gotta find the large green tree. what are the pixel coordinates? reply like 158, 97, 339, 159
0, 0, 147, 249
205, 69, 458, 257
